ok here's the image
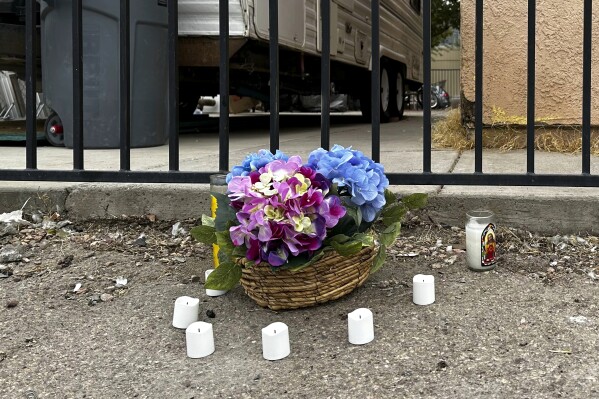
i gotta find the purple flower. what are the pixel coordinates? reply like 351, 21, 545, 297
226, 156, 345, 266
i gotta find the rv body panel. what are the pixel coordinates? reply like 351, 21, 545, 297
177, 0, 422, 82
177, 0, 423, 121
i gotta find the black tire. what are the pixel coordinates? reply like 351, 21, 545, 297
431, 91, 439, 109
417, 88, 438, 109
360, 60, 395, 123
44, 112, 64, 147
392, 68, 405, 119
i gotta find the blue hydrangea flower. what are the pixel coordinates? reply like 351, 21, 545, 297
306, 144, 389, 222
226, 149, 289, 183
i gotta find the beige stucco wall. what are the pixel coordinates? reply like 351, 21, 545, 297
461, 0, 599, 125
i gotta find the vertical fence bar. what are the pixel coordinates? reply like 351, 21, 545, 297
526, 0, 535, 174
474, 0, 483, 173
168, 0, 180, 171
120, 0, 131, 171
371, 0, 380, 163
25, 0, 37, 169
422, 0, 431, 173
72, 0, 84, 169
219, 0, 230, 172
269, 0, 279, 153
320, 0, 330, 150
582, 0, 592, 174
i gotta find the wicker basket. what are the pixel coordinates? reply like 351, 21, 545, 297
239, 244, 378, 310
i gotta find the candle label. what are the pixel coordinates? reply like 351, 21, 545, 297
480, 223, 497, 266
211, 195, 220, 267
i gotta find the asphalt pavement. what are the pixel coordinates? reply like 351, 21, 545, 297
0, 109, 598, 233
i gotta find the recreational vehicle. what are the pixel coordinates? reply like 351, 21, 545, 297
178, 0, 424, 122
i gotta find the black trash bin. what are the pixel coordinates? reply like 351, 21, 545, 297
40, 0, 168, 148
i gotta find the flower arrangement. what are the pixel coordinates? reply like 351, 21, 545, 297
192, 145, 427, 291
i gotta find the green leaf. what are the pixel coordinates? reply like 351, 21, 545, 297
215, 231, 235, 258
380, 222, 402, 247
205, 262, 242, 290
212, 192, 236, 232
190, 225, 217, 245
370, 245, 387, 273
327, 234, 351, 245
345, 205, 362, 228
201, 214, 215, 227
286, 250, 326, 272
383, 189, 397, 211
281, 253, 312, 271
352, 232, 375, 247
381, 203, 408, 226
400, 193, 428, 210
328, 214, 359, 237
331, 238, 363, 257
232, 245, 247, 258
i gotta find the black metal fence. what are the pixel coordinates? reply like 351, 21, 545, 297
1, 0, 598, 187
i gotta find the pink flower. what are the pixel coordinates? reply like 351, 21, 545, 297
227, 157, 345, 266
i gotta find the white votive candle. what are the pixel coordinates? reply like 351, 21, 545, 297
348, 308, 374, 345
172, 296, 199, 329
186, 321, 215, 358
412, 274, 435, 305
465, 210, 497, 271
205, 269, 228, 297
262, 322, 290, 361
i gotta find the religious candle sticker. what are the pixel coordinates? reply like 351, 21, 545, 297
480, 223, 497, 266
466, 210, 497, 271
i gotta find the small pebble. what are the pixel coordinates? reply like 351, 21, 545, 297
88, 294, 101, 306
190, 275, 201, 283
100, 293, 114, 302
6, 299, 18, 308
133, 237, 147, 247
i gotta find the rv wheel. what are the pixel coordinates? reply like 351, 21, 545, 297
44, 112, 64, 147
360, 60, 395, 123
393, 69, 405, 119
379, 61, 393, 122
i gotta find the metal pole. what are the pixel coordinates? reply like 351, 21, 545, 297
422, 0, 431, 173
474, 0, 483, 173
120, 0, 131, 171
25, 0, 37, 169
371, 0, 380, 163
526, 0, 535, 174
320, 0, 330, 150
269, 0, 279, 153
582, 0, 592, 174
219, 0, 230, 172
168, 0, 180, 171
72, 0, 84, 169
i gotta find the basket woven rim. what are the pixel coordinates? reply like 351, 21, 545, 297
239, 244, 379, 310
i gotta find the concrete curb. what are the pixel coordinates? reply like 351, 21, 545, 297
1, 183, 597, 234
